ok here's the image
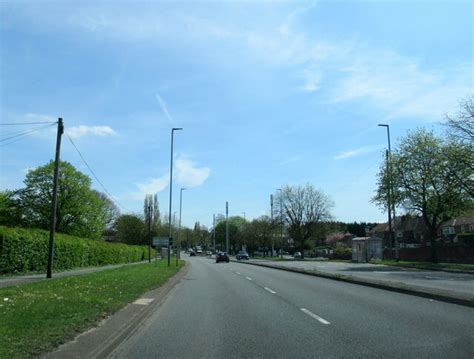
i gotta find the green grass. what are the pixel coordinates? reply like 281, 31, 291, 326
0, 259, 185, 358
378, 259, 474, 271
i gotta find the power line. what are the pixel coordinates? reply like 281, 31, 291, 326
65, 133, 132, 213
0, 123, 56, 146
1, 121, 57, 126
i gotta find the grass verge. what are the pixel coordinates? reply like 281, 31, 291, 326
0, 259, 185, 358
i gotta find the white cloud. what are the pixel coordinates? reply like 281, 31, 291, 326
175, 157, 210, 187
66, 125, 118, 139
334, 145, 384, 160
155, 93, 174, 122
134, 174, 170, 199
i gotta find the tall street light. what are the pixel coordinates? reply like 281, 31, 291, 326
168, 127, 183, 266
213, 214, 216, 252
177, 188, 186, 266
378, 123, 398, 260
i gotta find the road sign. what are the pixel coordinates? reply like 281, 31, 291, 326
153, 237, 169, 247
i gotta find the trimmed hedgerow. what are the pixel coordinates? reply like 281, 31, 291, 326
0, 226, 154, 274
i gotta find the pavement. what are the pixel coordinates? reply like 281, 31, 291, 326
232, 258, 474, 307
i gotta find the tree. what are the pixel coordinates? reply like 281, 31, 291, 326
244, 216, 273, 255
17, 160, 112, 239
0, 190, 22, 226
445, 95, 474, 141
374, 129, 473, 262
276, 184, 333, 258
114, 214, 146, 245
143, 194, 161, 236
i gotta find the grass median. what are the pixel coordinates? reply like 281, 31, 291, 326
377, 259, 474, 272
0, 259, 185, 358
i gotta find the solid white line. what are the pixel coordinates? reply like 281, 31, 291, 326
236, 272, 241, 275
300, 308, 330, 325
245, 276, 253, 281
264, 287, 276, 294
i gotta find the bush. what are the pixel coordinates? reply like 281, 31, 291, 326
0, 226, 155, 274
330, 246, 352, 260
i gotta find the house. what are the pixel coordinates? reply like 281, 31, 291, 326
438, 216, 474, 244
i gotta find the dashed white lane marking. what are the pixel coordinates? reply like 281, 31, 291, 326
133, 298, 154, 305
300, 308, 330, 325
264, 287, 276, 294
236, 272, 241, 275
245, 276, 253, 281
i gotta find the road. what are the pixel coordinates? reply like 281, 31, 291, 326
109, 256, 473, 359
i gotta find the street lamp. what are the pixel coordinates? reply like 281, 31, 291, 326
177, 188, 186, 266
378, 124, 398, 260
270, 194, 274, 258
168, 127, 182, 266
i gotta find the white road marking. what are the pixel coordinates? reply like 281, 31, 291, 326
245, 276, 253, 281
300, 308, 331, 325
264, 287, 276, 294
236, 272, 241, 275
133, 298, 154, 306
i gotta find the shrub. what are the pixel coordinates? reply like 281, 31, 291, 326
330, 246, 352, 260
0, 226, 154, 274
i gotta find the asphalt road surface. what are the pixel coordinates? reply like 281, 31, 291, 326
109, 256, 473, 359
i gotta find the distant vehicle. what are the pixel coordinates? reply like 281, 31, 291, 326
293, 251, 302, 259
206, 251, 213, 256
236, 251, 249, 260
196, 249, 203, 255
189, 250, 196, 257
216, 252, 229, 263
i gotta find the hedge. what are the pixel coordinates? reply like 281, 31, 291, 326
0, 226, 155, 274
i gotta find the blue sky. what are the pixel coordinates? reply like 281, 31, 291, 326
1, 0, 472, 228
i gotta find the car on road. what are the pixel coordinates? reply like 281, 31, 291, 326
216, 252, 230, 263
236, 251, 249, 260
293, 251, 302, 259
189, 250, 196, 256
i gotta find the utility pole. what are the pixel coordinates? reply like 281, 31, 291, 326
178, 188, 186, 266
270, 194, 274, 258
148, 202, 152, 263
385, 149, 393, 258
226, 202, 229, 254
277, 188, 283, 259
47, 118, 64, 279
168, 127, 182, 266
213, 214, 216, 252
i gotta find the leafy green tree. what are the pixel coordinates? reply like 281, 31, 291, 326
17, 160, 112, 239
445, 95, 474, 141
276, 184, 333, 258
143, 194, 161, 236
114, 214, 146, 245
374, 129, 473, 262
244, 216, 273, 255
0, 190, 22, 226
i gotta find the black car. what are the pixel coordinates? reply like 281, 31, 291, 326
189, 250, 196, 256
236, 251, 249, 260
216, 252, 229, 263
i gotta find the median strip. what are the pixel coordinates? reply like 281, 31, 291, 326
300, 308, 331, 325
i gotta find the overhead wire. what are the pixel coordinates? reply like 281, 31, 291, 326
0, 123, 56, 146
65, 133, 132, 213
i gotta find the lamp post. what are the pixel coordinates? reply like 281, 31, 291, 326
177, 188, 186, 266
168, 127, 182, 266
378, 124, 398, 260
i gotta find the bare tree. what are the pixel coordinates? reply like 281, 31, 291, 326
445, 95, 474, 142
276, 184, 333, 258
